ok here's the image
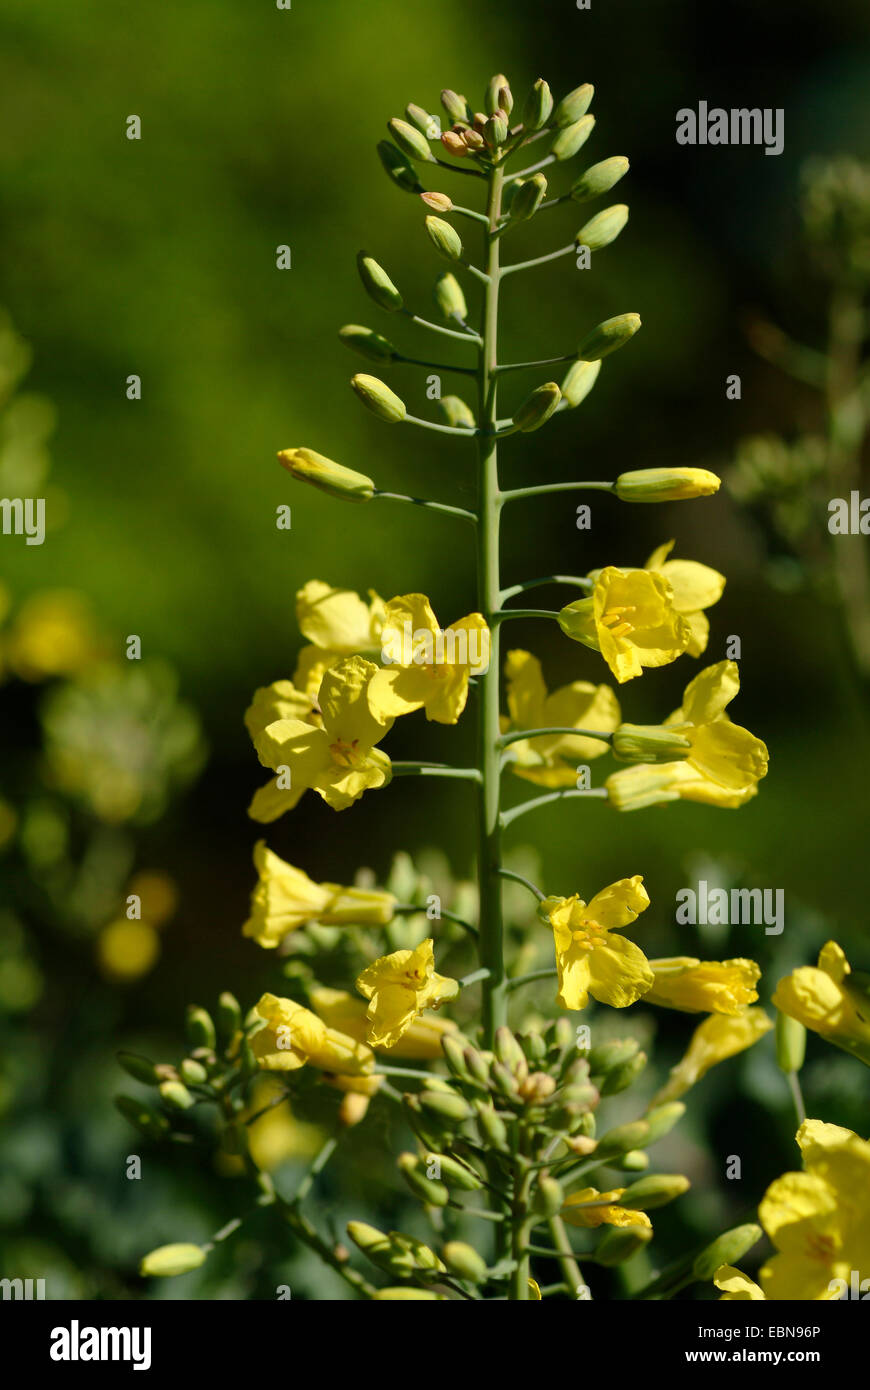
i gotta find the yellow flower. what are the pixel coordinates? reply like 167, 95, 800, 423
292, 581, 386, 697
652, 1007, 773, 1104
243, 842, 397, 949
755, 1119, 870, 1300
540, 877, 653, 1010
97, 919, 160, 981
252, 993, 375, 1076
355, 939, 459, 1049
242, 1078, 324, 1172
252, 656, 392, 813
714, 1265, 765, 1300
644, 540, 725, 657
367, 594, 490, 724
502, 649, 619, 786
558, 566, 690, 683
606, 660, 769, 809
772, 941, 870, 1066
644, 957, 761, 1015
245, 679, 321, 822
2, 591, 104, 681
561, 1186, 653, 1230
310, 984, 458, 1059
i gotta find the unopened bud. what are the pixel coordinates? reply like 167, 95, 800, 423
179, 1058, 208, 1086
357, 252, 403, 312
418, 1089, 473, 1125
117, 1052, 160, 1086
441, 1033, 471, 1081
644, 1101, 685, 1144
443, 1240, 488, 1283
388, 117, 435, 163
595, 1120, 650, 1160
522, 78, 553, 131
572, 156, 630, 203
560, 357, 601, 408
554, 83, 594, 127
620, 1174, 691, 1211
513, 381, 561, 432
532, 1175, 565, 1217
339, 323, 397, 363
588, 1039, 639, 1073
486, 74, 513, 116
376, 140, 424, 194
576, 204, 629, 252
594, 1224, 652, 1267
339, 1092, 371, 1128
116, 1094, 171, 1140
775, 1011, 807, 1074
474, 1100, 509, 1150
441, 89, 470, 124
431, 1152, 484, 1191
438, 395, 476, 429
484, 112, 508, 149
434, 271, 467, 322
519, 1072, 557, 1103
421, 191, 453, 212
577, 313, 641, 361
692, 1224, 763, 1281
614, 467, 721, 502
278, 447, 375, 500
371, 1287, 446, 1300
463, 1047, 492, 1088
350, 374, 406, 423
551, 114, 595, 162
185, 1005, 215, 1051
509, 173, 548, 222
398, 1152, 450, 1206
406, 103, 441, 140
614, 1149, 650, 1172
425, 215, 463, 262
217, 991, 241, 1042
140, 1243, 206, 1278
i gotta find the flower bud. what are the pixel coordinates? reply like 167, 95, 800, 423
615, 1149, 650, 1172
521, 1031, 548, 1065
371, 1287, 446, 1300
277, 447, 375, 500
533, 1175, 565, 1217
376, 141, 424, 194
425, 215, 463, 262
117, 1052, 161, 1086
692, 1224, 763, 1281
594, 1120, 650, 1160
217, 991, 241, 1042
338, 323, 397, 363
577, 313, 641, 361
421, 191, 453, 212
463, 1047, 492, 1088
486, 74, 513, 116
553, 1016, 577, 1051
406, 103, 440, 140
434, 271, 467, 322
357, 252, 403, 311
115, 1094, 170, 1140
179, 1058, 208, 1086
587, 1038, 639, 1074
140, 1243, 206, 1278
614, 467, 721, 502
418, 1089, 473, 1125
518, 1072, 557, 1103
522, 78, 553, 131
388, 1232, 446, 1274
509, 173, 548, 222
339, 1092, 371, 1128
388, 117, 435, 163
494, 1025, 526, 1072
185, 1006, 215, 1051
513, 381, 562, 432
431, 1152, 484, 1191
554, 83, 594, 128
438, 395, 476, 429
490, 1059, 520, 1098
441, 130, 469, 157
620, 1174, 691, 1211
593, 1224, 652, 1267
443, 1240, 488, 1283
572, 156, 630, 203
398, 1152, 450, 1206
347, 1221, 395, 1269
350, 373, 406, 423
560, 357, 601, 408
612, 723, 692, 764
576, 204, 629, 252
441, 89, 471, 124
473, 1100, 509, 1150
402, 1095, 443, 1152
441, 1033, 471, 1081
551, 114, 595, 162
775, 1011, 807, 1074
644, 1101, 685, 1144
600, 1051, 647, 1096
484, 112, 509, 149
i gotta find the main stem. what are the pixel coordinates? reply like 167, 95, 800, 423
476, 161, 507, 1048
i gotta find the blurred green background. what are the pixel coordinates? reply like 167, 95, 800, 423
1, 0, 869, 1298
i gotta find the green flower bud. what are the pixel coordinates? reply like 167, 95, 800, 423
425, 215, 463, 262
576, 204, 629, 252
434, 270, 467, 322
532, 1175, 564, 1216
486, 74, 513, 117
350, 373, 406, 423
473, 1100, 509, 1150
463, 1047, 492, 1088
376, 140, 424, 194
521, 1031, 548, 1065
441, 1033, 471, 1081
388, 117, 435, 163
159, 1079, 195, 1111
513, 381, 562, 432
402, 1095, 443, 1152
692, 1224, 763, 1282
398, 1152, 450, 1206
518, 1072, 557, 1104
614, 1149, 650, 1172
612, 723, 692, 764
554, 83, 594, 128
587, 1039, 639, 1073
551, 114, 595, 162
593, 1224, 652, 1267
509, 173, 548, 222
572, 156, 630, 203
371, 1287, 446, 1300
560, 357, 601, 408
277, 447, 375, 500
594, 1120, 651, 1160
388, 1231, 446, 1274
577, 312, 641, 361
140, 1243, 206, 1278
438, 394, 476, 429
494, 1025, 526, 1073
490, 1060, 520, 1098
775, 1011, 807, 1074
339, 323, 397, 363
418, 1089, 473, 1125
522, 78, 553, 131
116, 1094, 171, 1140
644, 1101, 685, 1144
442, 1240, 488, 1284
599, 1051, 648, 1097
117, 1052, 161, 1086
179, 1058, 208, 1086
553, 1016, 577, 1051
614, 467, 721, 502
620, 1174, 691, 1211
347, 1221, 395, 1270
185, 1005, 216, 1051
484, 112, 509, 149
357, 251, 403, 311
217, 991, 241, 1042
406, 103, 441, 140
429, 1152, 483, 1191
441, 90, 471, 125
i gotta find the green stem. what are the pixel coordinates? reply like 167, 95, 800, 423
497, 867, 545, 901
391, 761, 482, 782
547, 1215, 587, 1297
501, 788, 608, 828
394, 354, 477, 376
401, 308, 482, 344
372, 490, 477, 525
501, 244, 575, 277
500, 574, 592, 601
498, 726, 612, 749
404, 414, 479, 436
494, 354, 576, 374
501, 481, 615, 502
506, 968, 558, 993
492, 608, 560, 623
